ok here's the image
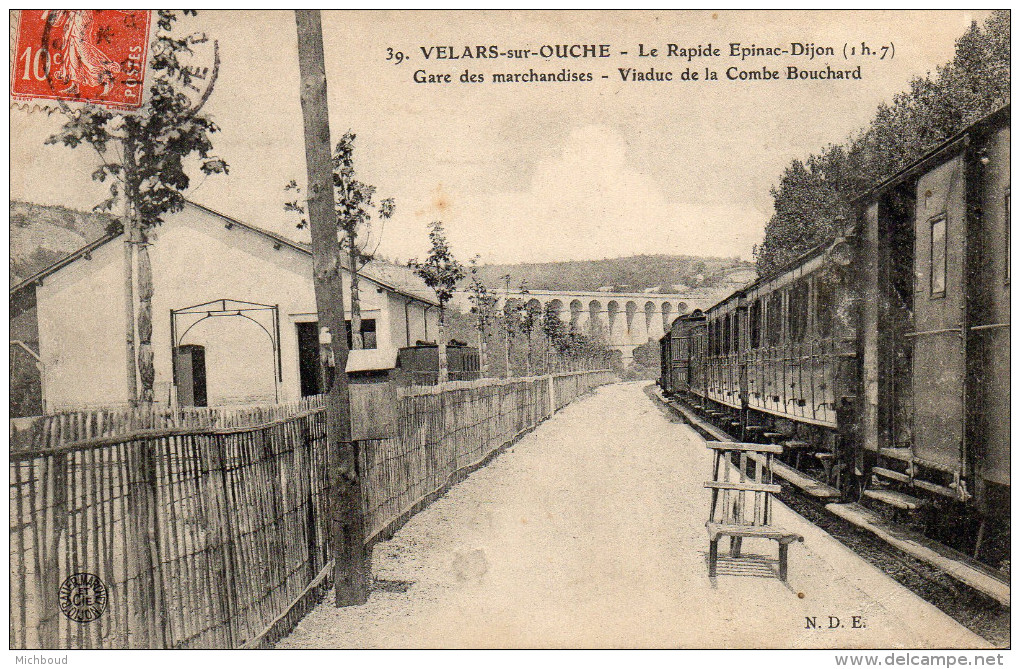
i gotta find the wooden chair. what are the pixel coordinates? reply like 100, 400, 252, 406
705, 441, 803, 581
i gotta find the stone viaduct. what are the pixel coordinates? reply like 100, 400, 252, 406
453, 289, 717, 363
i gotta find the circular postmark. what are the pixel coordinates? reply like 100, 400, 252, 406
58, 573, 108, 623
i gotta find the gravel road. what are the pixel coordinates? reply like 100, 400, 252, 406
277, 382, 987, 649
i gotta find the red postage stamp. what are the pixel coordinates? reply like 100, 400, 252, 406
10, 10, 152, 111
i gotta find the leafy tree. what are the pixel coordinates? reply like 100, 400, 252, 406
506, 281, 541, 376
541, 301, 566, 373
408, 221, 465, 382
466, 255, 498, 376
755, 10, 1009, 276
521, 297, 543, 376
285, 131, 394, 349
45, 10, 228, 404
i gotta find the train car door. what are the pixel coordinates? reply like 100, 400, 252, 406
910, 153, 968, 475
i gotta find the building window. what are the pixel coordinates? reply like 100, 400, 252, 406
345, 318, 377, 349
930, 215, 947, 296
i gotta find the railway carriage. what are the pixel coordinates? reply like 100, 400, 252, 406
659, 104, 1010, 563
660, 310, 706, 396
858, 105, 1010, 538
704, 294, 743, 412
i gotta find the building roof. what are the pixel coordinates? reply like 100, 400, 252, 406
10, 199, 440, 307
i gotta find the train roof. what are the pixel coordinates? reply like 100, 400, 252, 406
851, 103, 1010, 205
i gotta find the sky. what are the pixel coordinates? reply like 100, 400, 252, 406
9, 10, 990, 264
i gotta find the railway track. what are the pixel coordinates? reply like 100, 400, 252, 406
648, 385, 1010, 647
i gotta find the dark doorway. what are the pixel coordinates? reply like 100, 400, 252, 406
297, 322, 323, 397
878, 185, 916, 451
174, 344, 208, 407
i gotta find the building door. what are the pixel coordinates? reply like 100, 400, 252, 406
910, 157, 967, 474
297, 322, 323, 397
174, 344, 207, 407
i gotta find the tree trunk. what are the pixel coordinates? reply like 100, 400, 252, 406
122, 138, 138, 407
477, 329, 488, 377
504, 322, 512, 379
295, 9, 369, 608
525, 331, 531, 376
438, 307, 448, 383
136, 229, 155, 404
348, 235, 363, 349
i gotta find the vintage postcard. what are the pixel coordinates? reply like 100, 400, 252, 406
8, 9, 1010, 659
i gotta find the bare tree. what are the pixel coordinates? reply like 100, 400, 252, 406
466, 255, 498, 377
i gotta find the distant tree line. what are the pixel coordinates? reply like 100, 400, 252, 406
474, 254, 753, 294
754, 11, 1009, 278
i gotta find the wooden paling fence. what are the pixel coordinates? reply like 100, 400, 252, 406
9, 370, 614, 649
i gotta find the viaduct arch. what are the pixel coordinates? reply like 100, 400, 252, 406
453, 288, 715, 363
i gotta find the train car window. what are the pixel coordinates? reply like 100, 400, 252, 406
732, 312, 741, 353
815, 279, 835, 338
767, 292, 783, 346
750, 299, 762, 348
930, 215, 947, 296
787, 281, 808, 342
722, 315, 731, 354
787, 287, 798, 341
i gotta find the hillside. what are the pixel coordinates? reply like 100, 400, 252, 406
472, 254, 756, 295
10, 201, 119, 285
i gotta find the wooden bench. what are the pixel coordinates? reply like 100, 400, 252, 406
705, 441, 804, 581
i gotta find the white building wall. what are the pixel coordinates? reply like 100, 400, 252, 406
385, 293, 438, 348
33, 203, 431, 410
150, 205, 394, 405
36, 238, 129, 410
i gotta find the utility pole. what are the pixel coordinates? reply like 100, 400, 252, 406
295, 9, 369, 607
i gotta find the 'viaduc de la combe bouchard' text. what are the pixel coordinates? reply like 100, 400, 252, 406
403, 42, 883, 84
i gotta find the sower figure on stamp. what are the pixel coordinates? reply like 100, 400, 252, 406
43, 10, 122, 95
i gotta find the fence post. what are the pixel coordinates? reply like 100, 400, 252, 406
38, 453, 68, 648
141, 443, 169, 647
547, 374, 556, 416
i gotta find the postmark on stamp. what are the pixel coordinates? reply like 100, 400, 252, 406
58, 573, 109, 623
10, 10, 152, 111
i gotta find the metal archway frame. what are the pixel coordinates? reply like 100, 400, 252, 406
170, 298, 283, 403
